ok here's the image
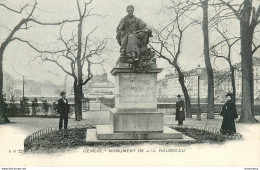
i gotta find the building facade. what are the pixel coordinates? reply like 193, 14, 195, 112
3, 72, 62, 101
2, 72, 14, 100
157, 59, 260, 102
67, 73, 115, 100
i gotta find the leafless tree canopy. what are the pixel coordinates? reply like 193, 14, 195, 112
149, 0, 196, 118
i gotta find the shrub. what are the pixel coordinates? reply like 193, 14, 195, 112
32, 98, 39, 116
20, 97, 30, 115
50, 102, 58, 116
42, 100, 49, 115
8, 98, 18, 116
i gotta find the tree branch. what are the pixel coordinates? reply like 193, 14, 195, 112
82, 0, 93, 17
218, 0, 240, 19
0, 3, 29, 13
11, 37, 66, 54
254, 4, 260, 25
252, 44, 260, 55
44, 57, 74, 78
149, 43, 173, 65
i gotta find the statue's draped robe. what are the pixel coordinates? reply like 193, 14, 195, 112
220, 100, 238, 134
116, 15, 151, 54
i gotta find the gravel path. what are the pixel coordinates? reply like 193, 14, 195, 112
0, 114, 259, 167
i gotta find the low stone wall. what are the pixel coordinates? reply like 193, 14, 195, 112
157, 103, 260, 115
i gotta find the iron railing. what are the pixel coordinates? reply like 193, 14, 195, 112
167, 124, 243, 140
24, 124, 243, 151
24, 124, 95, 147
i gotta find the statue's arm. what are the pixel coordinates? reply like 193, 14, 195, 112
116, 18, 126, 45
137, 18, 147, 30
136, 18, 152, 37
117, 18, 126, 32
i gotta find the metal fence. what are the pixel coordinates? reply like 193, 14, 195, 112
84, 101, 114, 111
158, 103, 260, 115
24, 124, 95, 149
24, 123, 243, 152
167, 124, 243, 140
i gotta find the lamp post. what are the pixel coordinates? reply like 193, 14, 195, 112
196, 65, 202, 120
22, 76, 25, 99
64, 74, 68, 94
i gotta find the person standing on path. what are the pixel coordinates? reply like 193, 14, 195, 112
220, 92, 238, 135
176, 94, 185, 125
58, 91, 70, 130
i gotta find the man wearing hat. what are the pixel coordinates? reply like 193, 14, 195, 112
220, 92, 238, 134
58, 91, 70, 129
176, 94, 185, 125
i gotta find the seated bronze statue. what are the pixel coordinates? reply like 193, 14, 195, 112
116, 5, 152, 57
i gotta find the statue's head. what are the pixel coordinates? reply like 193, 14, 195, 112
126, 5, 134, 16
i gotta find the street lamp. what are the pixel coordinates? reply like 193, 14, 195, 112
196, 65, 202, 120
22, 76, 25, 99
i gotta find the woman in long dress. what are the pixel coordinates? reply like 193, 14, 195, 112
220, 92, 238, 135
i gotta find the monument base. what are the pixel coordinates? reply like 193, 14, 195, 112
96, 125, 182, 140
86, 126, 195, 143
111, 109, 164, 133
86, 58, 195, 144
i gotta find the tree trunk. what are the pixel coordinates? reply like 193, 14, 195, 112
175, 64, 192, 118
230, 67, 236, 103
78, 83, 83, 120
240, 35, 256, 122
0, 51, 4, 122
74, 84, 82, 121
238, 0, 257, 123
0, 50, 10, 124
202, 0, 214, 119
0, 19, 27, 124
76, 16, 83, 120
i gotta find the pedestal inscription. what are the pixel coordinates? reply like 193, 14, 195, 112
115, 73, 157, 109
113, 112, 164, 132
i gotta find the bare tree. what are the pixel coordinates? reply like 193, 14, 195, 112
200, 0, 215, 119
185, 0, 217, 119
211, 23, 240, 103
0, 1, 80, 124
17, 0, 107, 121
150, 1, 194, 118
215, 0, 260, 122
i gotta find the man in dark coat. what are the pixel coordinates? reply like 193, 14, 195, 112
58, 91, 70, 129
220, 92, 238, 135
176, 94, 185, 125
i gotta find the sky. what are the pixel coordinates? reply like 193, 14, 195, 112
1, 0, 260, 86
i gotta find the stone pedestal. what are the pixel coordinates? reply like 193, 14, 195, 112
113, 111, 163, 132
86, 57, 186, 142
111, 67, 164, 133
96, 125, 183, 140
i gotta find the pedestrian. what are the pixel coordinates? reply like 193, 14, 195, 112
220, 92, 238, 135
176, 94, 185, 125
58, 91, 70, 130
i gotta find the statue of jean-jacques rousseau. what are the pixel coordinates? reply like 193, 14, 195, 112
116, 5, 153, 58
